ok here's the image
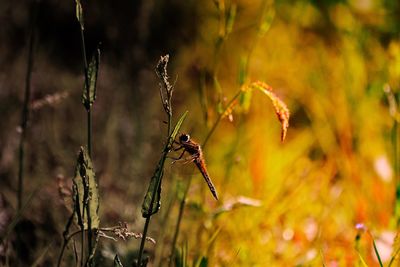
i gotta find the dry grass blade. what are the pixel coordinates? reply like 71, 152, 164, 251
250, 81, 290, 141
114, 255, 124, 267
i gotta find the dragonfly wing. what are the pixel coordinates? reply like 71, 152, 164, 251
194, 159, 218, 200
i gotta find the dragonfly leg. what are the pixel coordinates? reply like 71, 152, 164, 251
181, 155, 197, 165
170, 149, 187, 164
173, 145, 184, 151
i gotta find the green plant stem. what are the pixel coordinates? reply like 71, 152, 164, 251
17, 0, 38, 211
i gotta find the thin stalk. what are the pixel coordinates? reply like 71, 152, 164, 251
393, 120, 400, 226
168, 182, 189, 267
137, 130, 172, 265
137, 57, 174, 266
137, 153, 167, 266
372, 238, 384, 267
137, 216, 151, 266
80, 196, 85, 267
155, 193, 176, 267
17, 0, 38, 211
57, 212, 74, 267
202, 90, 242, 148
87, 110, 92, 157
79, 19, 94, 265
79, 17, 92, 158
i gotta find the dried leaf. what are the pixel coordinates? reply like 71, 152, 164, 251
72, 147, 100, 229
239, 89, 252, 113
213, 196, 262, 218
357, 252, 368, 267
155, 54, 172, 93
114, 255, 124, 267
225, 4, 237, 36
258, 4, 275, 37
250, 81, 290, 141
238, 57, 248, 86
75, 0, 84, 30
82, 47, 100, 110
221, 99, 238, 121
195, 257, 208, 267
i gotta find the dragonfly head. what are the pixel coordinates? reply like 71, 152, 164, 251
179, 133, 190, 143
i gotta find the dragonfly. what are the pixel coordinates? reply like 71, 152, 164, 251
173, 133, 219, 200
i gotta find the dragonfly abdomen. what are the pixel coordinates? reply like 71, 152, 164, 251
194, 159, 218, 200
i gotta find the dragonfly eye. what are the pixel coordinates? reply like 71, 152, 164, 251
180, 134, 190, 142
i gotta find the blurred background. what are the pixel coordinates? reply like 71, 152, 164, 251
1, 0, 400, 266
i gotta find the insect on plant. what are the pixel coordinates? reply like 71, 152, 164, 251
173, 133, 219, 200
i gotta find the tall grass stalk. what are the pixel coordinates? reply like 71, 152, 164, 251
79, 23, 95, 267
137, 55, 175, 266
17, 0, 38, 211
77, 21, 89, 267
57, 2, 100, 265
